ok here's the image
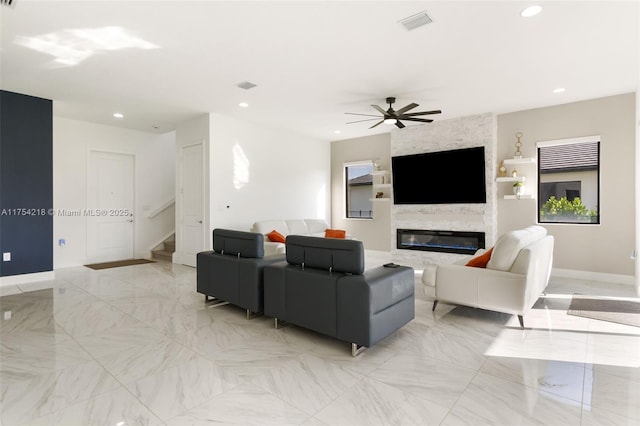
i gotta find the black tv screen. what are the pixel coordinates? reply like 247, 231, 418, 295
391, 146, 486, 204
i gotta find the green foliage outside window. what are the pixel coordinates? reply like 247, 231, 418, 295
539, 196, 598, 223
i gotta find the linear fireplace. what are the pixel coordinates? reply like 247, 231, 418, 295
396, 229, 485, 255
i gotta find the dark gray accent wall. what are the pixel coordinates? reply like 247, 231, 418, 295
0, 90, 53, 276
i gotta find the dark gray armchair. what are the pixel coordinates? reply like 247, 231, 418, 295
197, 229, 285, 319
263, 235, 415, 355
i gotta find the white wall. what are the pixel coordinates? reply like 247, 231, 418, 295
208, 113, 330, 235
53, 117, 176, 268
175, 113, 330, 260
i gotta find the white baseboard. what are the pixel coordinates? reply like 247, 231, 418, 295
0, 271, 56, 287
551, 268, 635, 286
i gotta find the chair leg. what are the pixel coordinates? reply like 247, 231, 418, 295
274, 318, 288, 329
351, 343, 366, 357
432, 300, 438, 311
204, 295, 227, 307
518, 315, 524, 329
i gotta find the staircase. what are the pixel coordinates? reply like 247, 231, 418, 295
152, 235, 175, 261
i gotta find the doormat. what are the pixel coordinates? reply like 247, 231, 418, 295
84, 259, 156, 270
567, 294, 640, 327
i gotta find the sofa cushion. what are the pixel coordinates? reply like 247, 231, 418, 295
305, 219, 331, 234
487, 226, 547, 271
267, 230, 286, 243
466, 247, 493, 268
252, 220, 288, 236
285, 219, 310, 235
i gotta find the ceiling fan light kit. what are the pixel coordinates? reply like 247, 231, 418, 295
345, 97, 441, 129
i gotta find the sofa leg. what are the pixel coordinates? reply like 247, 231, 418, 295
518, 315, 524, 329
274, 318, 289, 329
432, 300, 438, 311
246, 309, 263, 320
351, 343, 366, 357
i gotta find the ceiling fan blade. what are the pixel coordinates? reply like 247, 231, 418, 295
345, 112, 383, 117
346, 118, 385, 124
395, 120, 405, 129
369, 120, 385, 129
371, 104, 387, 115
395, 103, 419, 115
403, 110, 442, 116
400, 117, 433, 123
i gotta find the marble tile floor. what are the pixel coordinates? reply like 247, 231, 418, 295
0, 259, 639, 426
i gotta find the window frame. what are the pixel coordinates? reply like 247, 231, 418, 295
537, 135, 601, 225
344, 160, 374, 220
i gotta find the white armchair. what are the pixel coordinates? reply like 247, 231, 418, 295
432, 226, 554, 328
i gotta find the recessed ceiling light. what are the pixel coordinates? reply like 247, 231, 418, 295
521, 5, 542, 17
113, 113, 124, 118
238, 102, 249, 108
553, 87, 566, 93
334, 130, 341, 134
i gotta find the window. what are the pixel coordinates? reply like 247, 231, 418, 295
537, 137, 600, 224
345, 162, 373, 219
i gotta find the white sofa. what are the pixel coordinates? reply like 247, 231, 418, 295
250, 219, 331, 256
429, 225, 554, 328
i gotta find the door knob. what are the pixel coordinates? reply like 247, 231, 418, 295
197, 220, 203, 224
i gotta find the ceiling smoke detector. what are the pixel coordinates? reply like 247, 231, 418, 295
398, 11, 433, 31
236, 81, 257, 90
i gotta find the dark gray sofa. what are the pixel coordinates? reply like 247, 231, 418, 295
263, 235, 415, 355
197, 229, 285, 318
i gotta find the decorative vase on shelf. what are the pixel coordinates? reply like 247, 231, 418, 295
513, 183, 525, 196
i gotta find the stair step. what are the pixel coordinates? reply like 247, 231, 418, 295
152, 250, 173, 261
163, 241, 175, 252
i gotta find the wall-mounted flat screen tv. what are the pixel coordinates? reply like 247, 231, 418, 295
391, 146, 486, 204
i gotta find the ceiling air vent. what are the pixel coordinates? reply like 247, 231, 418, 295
236, 81, 257, 90
398, 11, 433, 31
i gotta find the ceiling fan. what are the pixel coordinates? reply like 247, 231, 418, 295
346, 97, 441, 129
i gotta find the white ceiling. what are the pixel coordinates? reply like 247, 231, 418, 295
1, 1, 638, 142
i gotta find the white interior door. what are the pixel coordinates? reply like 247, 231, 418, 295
87, 151, 135, 263
180, 143, 204, 267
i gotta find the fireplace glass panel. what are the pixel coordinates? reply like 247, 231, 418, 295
396, 229, 485, 255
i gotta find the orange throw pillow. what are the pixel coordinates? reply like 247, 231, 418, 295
465, 247, 494, 268
266, 230, 286, 243
325, 229, 346, 239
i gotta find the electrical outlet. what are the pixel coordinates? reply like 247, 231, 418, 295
2, 252, 10, 262
3, 311, 11, 320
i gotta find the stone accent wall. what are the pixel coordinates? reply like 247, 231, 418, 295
391, 113, 498, 268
